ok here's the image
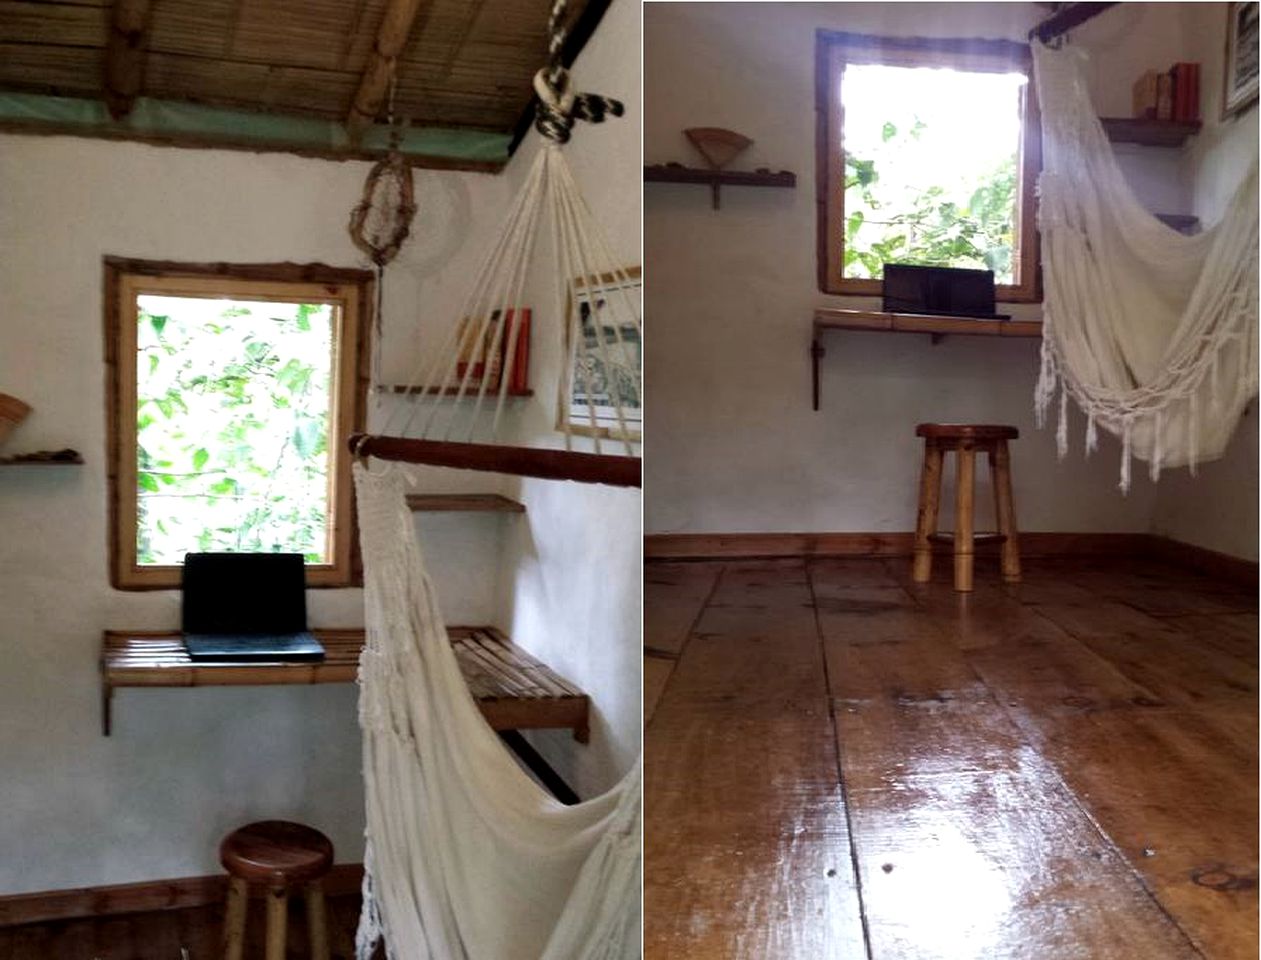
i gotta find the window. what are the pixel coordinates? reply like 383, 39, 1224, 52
105, 259, 372, 589
558, 266, 643, 441
816, 31, 1041, 302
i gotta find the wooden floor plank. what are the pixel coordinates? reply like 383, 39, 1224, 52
1034, 600, 1257, 709
848, 766, 1201, 959
1086, 799, 1259, 960
644, 654, 673, 724
647, 555, 1254, 959
815, 560, 1206, 958
645, 559, 866, 959
0, 894, 367, 959
644, 561, 724, 657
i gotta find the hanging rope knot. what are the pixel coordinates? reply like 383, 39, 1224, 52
532, 68, 624, 144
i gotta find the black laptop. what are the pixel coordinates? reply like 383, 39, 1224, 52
182, 552, 325, 662
882, 263, 1011, 320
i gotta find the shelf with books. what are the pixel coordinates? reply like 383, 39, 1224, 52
1100, 118, 1202, 148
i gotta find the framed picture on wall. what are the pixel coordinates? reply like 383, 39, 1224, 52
558, 267, 642, 442
1223, 0, 1259, 118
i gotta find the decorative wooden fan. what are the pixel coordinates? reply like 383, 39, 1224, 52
684, 127, 753, 170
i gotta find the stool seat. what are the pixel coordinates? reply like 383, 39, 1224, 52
916, 423, 1019, 441
220, 820, 333, 886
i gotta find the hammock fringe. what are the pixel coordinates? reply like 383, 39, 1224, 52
1031, 42, 1258, 491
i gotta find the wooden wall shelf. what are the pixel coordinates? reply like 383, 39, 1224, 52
406, 493, 525, 513
0, 448, 83, 465
645, 163, 797, 209
811, 309, 1043, 410
1101, 118, 1202, 147
101, 626, 587, 740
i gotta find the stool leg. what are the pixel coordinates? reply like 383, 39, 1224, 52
305, 881, 331, 960
265, 885, 288, 960
912, 441, 944, 583
222, 876, 248, 960
993, 440, 1021, 582
954, 445, 975, 592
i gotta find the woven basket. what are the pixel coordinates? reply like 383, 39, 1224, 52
0, 392, 31, 447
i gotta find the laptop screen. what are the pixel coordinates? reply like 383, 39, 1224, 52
181, 552, 308, 636
882, 263, 998, 318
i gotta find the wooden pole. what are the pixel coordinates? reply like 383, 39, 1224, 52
221, 876, 248, 960
1028, 2, 1118, 45
350, 435, 642, 488
264, 886, 288, 960
103, 0, 154, 120
954, 446, 976, 592
305, 882, 331, 960
346, 0, 426, 142
912, 441, 943, 584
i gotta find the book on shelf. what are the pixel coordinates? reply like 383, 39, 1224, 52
1132, 69, 1158, 119
1170, 62, 1200, 121
1156, 72, 1174, 120
454, 308, 531, 393
1133, 63, 1201, 123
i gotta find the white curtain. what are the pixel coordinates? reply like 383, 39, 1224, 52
1032, 42, 1259, 490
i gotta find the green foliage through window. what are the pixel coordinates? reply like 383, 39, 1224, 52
135, 296, 334, 565
840, 63, 1025, 284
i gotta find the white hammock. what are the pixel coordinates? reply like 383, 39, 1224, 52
355, 464, 640, 960
1031, 42, 1259, 491
350, 4, 642, 953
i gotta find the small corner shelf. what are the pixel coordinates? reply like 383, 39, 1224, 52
406, 493, 525, 513
644, 163, 797, 209
380, 384, 534, 398
0, 448, 84, 466
1101, 118, 1202, 147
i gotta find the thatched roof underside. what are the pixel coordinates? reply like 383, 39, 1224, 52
0, 0, 603, 169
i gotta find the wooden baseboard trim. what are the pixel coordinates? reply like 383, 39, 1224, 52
1149, 536, 1259, 589
0, 863, 364, 927
644, 531, 1151, 560
644, 531, 1259, 587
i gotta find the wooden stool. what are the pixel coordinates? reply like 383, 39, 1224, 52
912, 423, 1021, 592
220, 820, 334, 960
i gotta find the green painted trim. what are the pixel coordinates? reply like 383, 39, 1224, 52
0, 93, 511, 165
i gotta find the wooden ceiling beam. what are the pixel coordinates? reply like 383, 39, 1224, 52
346, 0, 426, 142
103, 0, 154, 120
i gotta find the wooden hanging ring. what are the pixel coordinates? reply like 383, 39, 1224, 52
348, 149, 417, 267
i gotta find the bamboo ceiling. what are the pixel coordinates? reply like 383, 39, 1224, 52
0, 0, 604, 169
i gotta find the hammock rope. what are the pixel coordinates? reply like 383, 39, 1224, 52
351, 1, 642, 956
1031, 42, 1259, 491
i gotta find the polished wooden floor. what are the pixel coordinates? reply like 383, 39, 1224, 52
645, 555, 1258, 959
0, 890, 372, 959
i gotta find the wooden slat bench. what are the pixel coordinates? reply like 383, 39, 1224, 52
100, 626, 589, 744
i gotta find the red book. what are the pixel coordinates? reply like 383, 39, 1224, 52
1171, 62, 1201, 121
506, 309, 531, 393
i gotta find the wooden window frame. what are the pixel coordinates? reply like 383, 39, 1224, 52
815, 30, 1042, 303
103, 257, 373, 591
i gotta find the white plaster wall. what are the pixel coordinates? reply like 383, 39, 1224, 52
643, 2, 1162, 538
0, 135, 521, 893
1149, 2, 1260, 561
494, 0, 643, 799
